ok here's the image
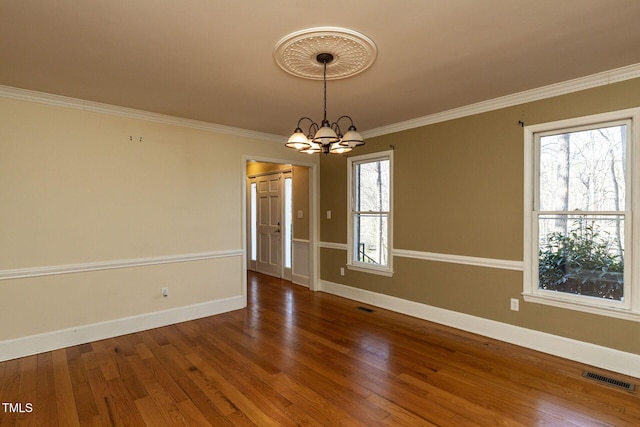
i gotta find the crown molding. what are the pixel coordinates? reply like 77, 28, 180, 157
0, 85, 286, 143
4, 62, 640, 142
362, 62, 640, 139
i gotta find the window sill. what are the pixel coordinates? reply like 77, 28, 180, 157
522, 293, 640, 322
347, 264, 394, 277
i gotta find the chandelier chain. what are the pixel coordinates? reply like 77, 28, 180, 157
323, 60, 328, 122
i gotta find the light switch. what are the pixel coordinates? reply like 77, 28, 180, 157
297, 210, 304, 219
327, 210, 332, 219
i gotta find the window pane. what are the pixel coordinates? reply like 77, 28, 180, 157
251, 183, 257, 261
354, 213, 388, 266
539, 125, 626, 211
538, 214, 624, 301
284, 177, 292, 269
356, 159, 390, 212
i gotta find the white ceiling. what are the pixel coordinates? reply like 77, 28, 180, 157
2, 0, 640, 138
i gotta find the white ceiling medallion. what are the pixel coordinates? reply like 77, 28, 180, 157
274, 27, 377, 80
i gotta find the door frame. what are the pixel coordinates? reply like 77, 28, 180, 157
242, 155, 318, 291
247, 169, 290, 279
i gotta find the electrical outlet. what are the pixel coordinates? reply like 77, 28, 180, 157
327, 210, 332, 219
340, 267, 345, 276
162, 287, 169, 298
510, 298, 519, 311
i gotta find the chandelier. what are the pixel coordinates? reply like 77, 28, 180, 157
286, 53, 364, 154
274, 27, 377, 155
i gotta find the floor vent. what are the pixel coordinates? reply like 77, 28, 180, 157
357, 306, 375, 313
582, 371, 635, 391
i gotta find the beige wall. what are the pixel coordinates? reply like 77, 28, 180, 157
0, 97, 315, 342
320, 77, 640, 355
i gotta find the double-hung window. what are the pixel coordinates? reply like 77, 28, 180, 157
347, 150, 393, 276
524, 109, 640, 318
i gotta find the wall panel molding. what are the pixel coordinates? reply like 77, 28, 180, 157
319, 280, 640, 378
0, 249, 243, 280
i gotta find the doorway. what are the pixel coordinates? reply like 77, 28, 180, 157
246, 161, 312, 287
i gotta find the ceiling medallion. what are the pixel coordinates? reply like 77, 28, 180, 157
274, 27, 377, 80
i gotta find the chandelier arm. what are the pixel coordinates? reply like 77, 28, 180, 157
331, 122, 343, 138
308, 122, 319, 137
296, 116, 316, 130
335, 115, 355, 127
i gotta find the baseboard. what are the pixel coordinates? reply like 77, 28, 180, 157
292, 273, 310, 287
0, 295, 246, 362
319, 280, 640, 379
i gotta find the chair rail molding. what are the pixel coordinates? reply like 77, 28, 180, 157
0, 249, 243, 280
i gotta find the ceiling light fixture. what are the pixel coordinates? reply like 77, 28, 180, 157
274, 27, 377, 155
286, 53, 363, 154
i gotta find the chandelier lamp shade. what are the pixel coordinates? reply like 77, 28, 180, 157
285, 53, 365, 154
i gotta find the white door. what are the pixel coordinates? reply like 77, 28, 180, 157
256, 173, 282, 277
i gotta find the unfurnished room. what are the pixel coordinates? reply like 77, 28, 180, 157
1, 1, 640, 425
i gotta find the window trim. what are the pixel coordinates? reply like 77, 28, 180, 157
347, 150, 394, 276
523, 108, 640, 320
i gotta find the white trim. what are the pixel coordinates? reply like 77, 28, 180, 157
2, 63, 640, 145
362, 63, 640, 138
522, 293, 640, 323
0, 295, 245, 362
0, 250, 243, 280
318, 241, 348, 250
319, 243, 524, 272
247, 168, 293, 179
0, 85, 285, 143
346, 264, 394, 277
393, 248, 523, 271
319, 279, 640, 379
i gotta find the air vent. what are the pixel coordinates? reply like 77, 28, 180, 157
357, 306, 374, 313
582, 371, 635, 391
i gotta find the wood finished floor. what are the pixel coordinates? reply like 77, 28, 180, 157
1, 272, 639, 426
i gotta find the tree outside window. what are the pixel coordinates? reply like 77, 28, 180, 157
348, 151, 393, 275
535, 122, 629, 304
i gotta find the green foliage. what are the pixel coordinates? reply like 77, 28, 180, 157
538, 221, 623, 300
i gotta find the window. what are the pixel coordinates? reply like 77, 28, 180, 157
250, 182, 257, 262
524, 109, 640, 318
348, 150, 393, 276
284, 176, 292, 269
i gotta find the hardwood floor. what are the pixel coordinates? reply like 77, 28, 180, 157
1, 271, 639, 426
